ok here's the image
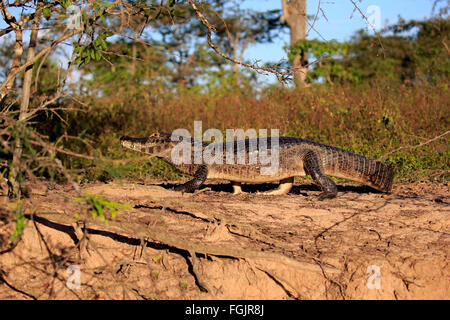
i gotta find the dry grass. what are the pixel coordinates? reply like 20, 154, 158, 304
60, 82, 449, 182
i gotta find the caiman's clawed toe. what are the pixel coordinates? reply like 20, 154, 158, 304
317, 192, 337, 201
173, 165, 208, 194
173, 185, 196, 194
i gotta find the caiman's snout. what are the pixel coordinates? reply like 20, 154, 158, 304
119, 135, 132, 147
120, 132, 172, 155
120, 135, 147, 143
120, 135, 151, 152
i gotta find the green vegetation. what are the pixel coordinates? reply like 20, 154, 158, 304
290, 18, 450, 85
64, 81, 448, 183
10, 203, 26, 242
75, 194, 131, 223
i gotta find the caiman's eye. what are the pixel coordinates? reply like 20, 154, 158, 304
152, 131, 161, 138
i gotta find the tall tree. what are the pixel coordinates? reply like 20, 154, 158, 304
281, 0, 308, 86
10, 3, 43, 197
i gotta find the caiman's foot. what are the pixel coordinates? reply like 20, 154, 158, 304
303, 150, 338, 201
173, 184, 196, 193
173, 165, 208, 194
317, 192, 337, 201
256, 177, 294, 196
232, 182, 243, 195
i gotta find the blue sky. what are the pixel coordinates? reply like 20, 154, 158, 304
241, 0, 442, 82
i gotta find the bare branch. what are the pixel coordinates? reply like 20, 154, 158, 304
0, 28, 81, 101
380, 130, 450, 160
187, 0, 292, 80
0, 0, 121, 102
348, 0, 385, 56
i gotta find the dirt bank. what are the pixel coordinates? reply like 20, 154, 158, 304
0, 180, 448, 299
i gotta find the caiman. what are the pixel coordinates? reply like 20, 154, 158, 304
120, 131, 395, 200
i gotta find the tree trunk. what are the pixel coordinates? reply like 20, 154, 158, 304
10, 8, 41, 198
131, 31, 137, 78
0, 5, 24, 103
281, 0, 308, 87
20, 11, 41, 120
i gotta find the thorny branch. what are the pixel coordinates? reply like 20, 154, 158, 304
187, 0, 293, 80
380, 130, 450, 160
348, 0, 385, 56
186, 0, 385, 81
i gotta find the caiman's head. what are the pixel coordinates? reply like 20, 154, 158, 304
120, 131, 175, 156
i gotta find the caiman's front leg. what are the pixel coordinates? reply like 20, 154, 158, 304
303, 150, 337, 200
174, 165, 208, 193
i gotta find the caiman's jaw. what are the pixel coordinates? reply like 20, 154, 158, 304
120, 132, 174, 156
120, 136, 149, 152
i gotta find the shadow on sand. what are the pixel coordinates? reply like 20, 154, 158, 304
149, 181, 382, 195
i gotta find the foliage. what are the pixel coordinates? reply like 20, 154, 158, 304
291, 18, 450, 85
286, 39, 352, 83
54, 80, 448, 183
73, 33, 110, 66
10, 203, 26, 242
75, 193, 130, 223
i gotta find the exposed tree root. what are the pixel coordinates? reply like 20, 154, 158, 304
30, 211, 337, 277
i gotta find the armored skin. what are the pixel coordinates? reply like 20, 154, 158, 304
120, 131, 395, 200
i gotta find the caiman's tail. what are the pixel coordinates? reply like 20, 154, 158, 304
363, 158, 395, 192
325, 149, 395, 193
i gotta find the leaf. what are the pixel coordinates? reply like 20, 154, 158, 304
62, 0, 72, 9
97, 37, 107, 50
74, 194, 129, 224
152, 254, 162, 263
104, 31, 114, 38
10, 207, 26, 242
100, 1, 115, 7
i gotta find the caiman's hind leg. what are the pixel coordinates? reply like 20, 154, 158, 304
303, 150, 337, 200
232, 181, 243, 195
257, 177, 294, 195
174, 165, 208, 193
